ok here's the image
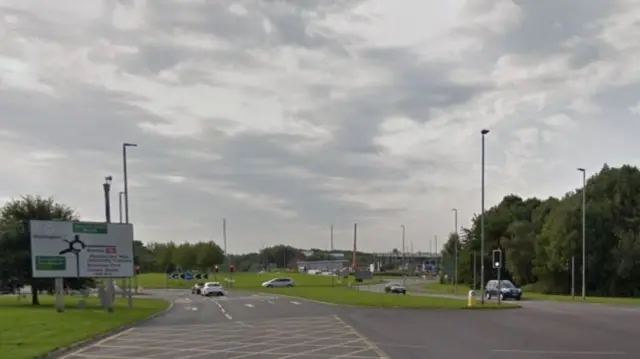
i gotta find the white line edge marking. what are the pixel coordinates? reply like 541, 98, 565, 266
492, 350, 627, 355
290, 301, 300, 305
244, 303, 254, 308
225, 313, 232, 320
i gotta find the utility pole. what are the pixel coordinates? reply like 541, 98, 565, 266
480, 129, 490, 304
571, 255, 575, 300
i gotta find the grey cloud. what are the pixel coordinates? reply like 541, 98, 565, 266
463, 0, 621, 67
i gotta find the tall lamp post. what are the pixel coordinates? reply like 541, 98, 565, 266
118, 191, 125, 224
122, 143, 137, 224
452, 208, 458, 293
401, 225, 406, 285
480, 129, 490, 304
122, 142, 137, 300
577, 167, 586, 300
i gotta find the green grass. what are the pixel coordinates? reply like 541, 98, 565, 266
137, 272, 382, 289
423, 282, 640, 304
0, 294, 169, 359
252, 286, 517, 309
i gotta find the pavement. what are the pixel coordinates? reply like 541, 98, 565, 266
56, 287, 640, 359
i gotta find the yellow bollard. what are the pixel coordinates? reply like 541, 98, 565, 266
467, 290, 476, 307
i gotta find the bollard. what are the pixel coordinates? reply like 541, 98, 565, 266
468, 289, 476, 307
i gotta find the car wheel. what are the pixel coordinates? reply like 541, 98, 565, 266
515, 296, 521, 301
286, 284, 293, 287
216, 292, 223, 296
266, 284, 273, 288
486, 292, 492, 300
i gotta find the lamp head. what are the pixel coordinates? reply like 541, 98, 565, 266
123, 142, 138, 147
481, 129, 490, 135
577, 168, 585, 172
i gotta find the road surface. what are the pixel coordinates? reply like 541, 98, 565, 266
56, 288, 640, 358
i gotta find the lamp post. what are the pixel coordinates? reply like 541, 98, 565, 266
452, 208, 458, 293
122, 143, 137, 224
480, 129, 489, 304
118, 191, 124, 224
401, 225, 406, 285
577, 167, 586, 300
122, 142, 137, 301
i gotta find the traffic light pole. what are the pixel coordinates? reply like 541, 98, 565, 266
492, 249, 502, 305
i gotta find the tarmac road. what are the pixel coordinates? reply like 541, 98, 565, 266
57, 287, 640, 359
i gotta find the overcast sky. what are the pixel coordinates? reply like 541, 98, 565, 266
1, 0, 639, 254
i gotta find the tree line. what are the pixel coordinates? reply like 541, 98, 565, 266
440, 164, 640, 297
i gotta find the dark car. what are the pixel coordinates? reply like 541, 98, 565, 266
384, 284, 407, 295
485, 280, 522, 300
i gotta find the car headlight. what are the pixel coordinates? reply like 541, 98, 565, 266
501, 288, 509, 292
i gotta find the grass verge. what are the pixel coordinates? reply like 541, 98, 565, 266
252, 286, 518, 309
0, 294, 169, 359
423, 283, 640, 305
137, 272, 382, 289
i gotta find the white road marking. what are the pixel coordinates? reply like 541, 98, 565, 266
225, 313, 232, 320
267, 300, 274, 304
492, 349, 626, 355
290, 301, 300, 305
244, 303, 254, 308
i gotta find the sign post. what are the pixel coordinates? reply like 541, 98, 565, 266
29, 220, 134, 311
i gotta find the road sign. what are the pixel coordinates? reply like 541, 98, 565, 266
29, 220, 134, 278
184, 272, 193, 280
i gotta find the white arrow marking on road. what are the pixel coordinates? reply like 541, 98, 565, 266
244, 303, 254, 308
267, 300, 274, 304
291, 301, 300, 305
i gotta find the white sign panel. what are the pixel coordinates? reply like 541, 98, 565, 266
30, 220, 134, 278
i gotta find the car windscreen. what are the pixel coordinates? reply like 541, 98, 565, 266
500, 281, 515, 288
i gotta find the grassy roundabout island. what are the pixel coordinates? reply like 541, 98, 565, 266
0, 295, 169, 359
137, 272, 518, 309
254, 285, 518, 309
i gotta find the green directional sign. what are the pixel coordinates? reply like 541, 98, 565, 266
73, 222, 107, 234
35, 256, 67, 271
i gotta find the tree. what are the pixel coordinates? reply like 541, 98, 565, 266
0, 195, 78, 305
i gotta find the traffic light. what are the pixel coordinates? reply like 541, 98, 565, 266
492, 249, 502, 268
230, 264, 235, 273
135, 265, 140, 275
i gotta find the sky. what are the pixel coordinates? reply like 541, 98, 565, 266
2, 0, 640, 254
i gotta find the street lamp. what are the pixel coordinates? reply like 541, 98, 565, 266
118, 191, 125, 224
401, 225, 406, 285
577, 167, 586, 300
452, 208, 458, 293
480, 128, 489, 304
122, 143, 137, 224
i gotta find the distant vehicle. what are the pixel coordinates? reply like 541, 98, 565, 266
200, 282, 226, 297
191, 282, 205, 295
384, 284, 407, 295
485, 280, 522, 301
261, 277, 295, 288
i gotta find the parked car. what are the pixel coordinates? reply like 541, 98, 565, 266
200, 282, 226, 297
261, 277, 295, 288
191, 282, 205, 295
384, 284, 407, 295
485, 280, 522, 300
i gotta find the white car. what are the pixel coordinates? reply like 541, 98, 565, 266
200, 282, 226, 296
261, 277, 295, 288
